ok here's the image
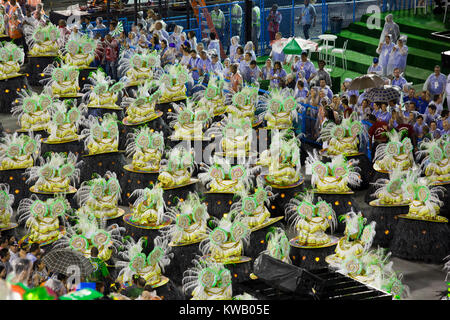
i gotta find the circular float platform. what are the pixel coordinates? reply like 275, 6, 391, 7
390, 214, 450, 263
162, 179, 199, 207
246, 216, 285, 259
290, 235, 339, 270
263, 175, 305, 217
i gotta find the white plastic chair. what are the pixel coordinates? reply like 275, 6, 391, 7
318, 34, 336, 66
444, 0, 450, 22
414, 0, 427, 14
331, 40, 348, 71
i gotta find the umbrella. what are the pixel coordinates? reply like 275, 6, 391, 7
365, 86, 401, 103
348, 74, 385, 90
283, 38, 304, 55
42, 249, 93, 278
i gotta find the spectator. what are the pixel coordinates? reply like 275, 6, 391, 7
429, 121, 441, 139
441, 119, 450, 135
252, 2, 261, 53
8, 241, 19, 263
26, 243, 40, 263
187, 30, 197, 51
148, 33, 160, 50
8, 13, 23, 46
223, 58, 232, 80
261, 58, 272, 80
188, 49, 201, 81
416, 90, 430, 114
104, 33, 119, 80
425, 104, 439, 125
270, 60, 287, 88
229, 36, 240, 62
378, 102, 392, 123
31, 258, 47, 287
387, 36, 408, 75
368, 57, 382, 75
230, 3, 243, 38
285, 73, 296, 90
244, 41, 257, 61
230, 63, 243, 92
208, 32, 221, 56
161, 42, 176, 66
306, 87, 319, 107
243, 60, 260, 85
267, 4, 282, 42
424, 65, 446, 97
94, 17, 106, 29
123, 276, 146, 299
403, 88, 418, 105
239, 51, 252, 75
437, 110, 449, 130
294, 79, 309, 102
377, 35, 394, 77
0, 236, 8, 250
210, 53, 223, 74
318, 78, 333, 100
210, 6, 225, 45
0, 248, 11, 275
233, 46, 244, 64
379, 14, 400, 44
413, 114, 426, 139
426, 94, 443, 116
179, 46, 191, 67
88, 247, 110, 284
297, 0, 316, 40
313, 60, 331, 87
293, 51, 316, 85
391, 68, 407, 89
198, 50, 212, 78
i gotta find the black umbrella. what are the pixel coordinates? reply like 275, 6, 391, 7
348, 74, 385, 91
42, 249, 93, 278
365, 86, 401, 103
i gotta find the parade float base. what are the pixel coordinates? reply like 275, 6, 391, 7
200, 255, 253, 285
87, 105, 125, 121
19, 227, 66, 254
236, 254, 392, 300
0, 73, 29, 113
166, 237, 206, 285
264, 176, 305, 217
122, 111, 164, 126
0, 168, 29, 207
204, 192, 235, 219
16, 128, 49, 139
78, 67, 98, 89
390, 214, 450, 264
313, 190, 358, 235
79, 151, 126, 184
27, 55, 57, 86
290, 236, 339, 270
123, 214, 172, 254
246, 216, 285, 259
40, 137, 84, 156
121, 165, 159, 205
162, 179, 199, 207
366, 200, 410, 247
155, 278, 185, 300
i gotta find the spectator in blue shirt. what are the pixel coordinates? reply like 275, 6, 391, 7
423, 65, 447, 97
208, 32, 221, 57
391, 68, 407, 89
210, 53, 223, 75
243, 60, 261, 84
436, 110, 449, 130
297, 0, 316, 40
425, 104, 439, 126
293, 52, 316, 85
414, 114, 427, 139
188, 49, 201, 81
403, 88, 418, 105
